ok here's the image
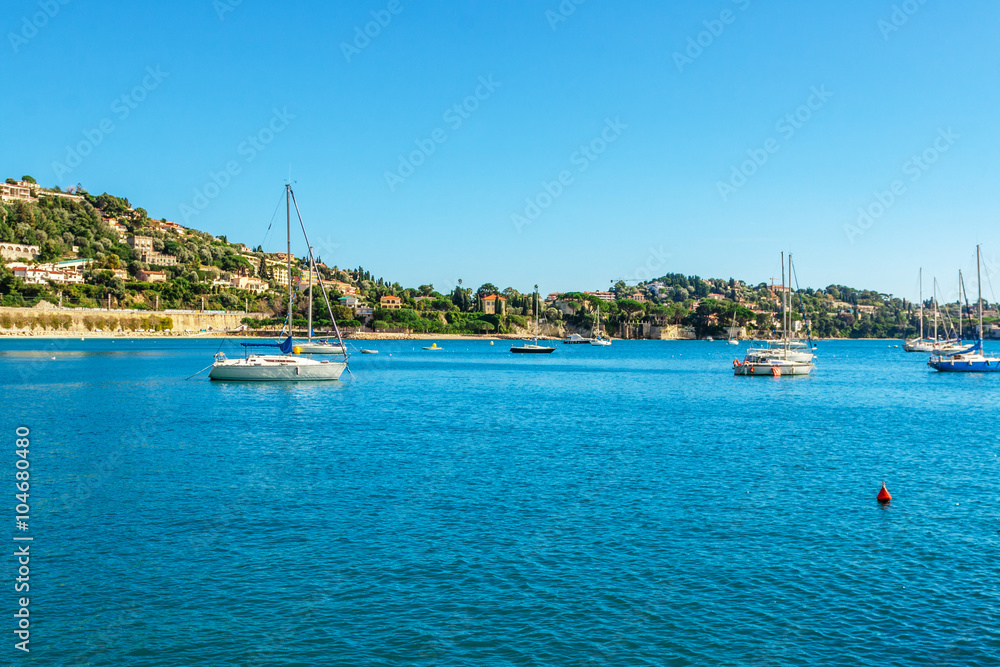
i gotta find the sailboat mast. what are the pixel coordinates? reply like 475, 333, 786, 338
958, 270, 963, 340
933, 278, 938, 342
308, 246, 313, 341
534, 284, 540, 337
286, 184, 292, 338
780, 252, 786, 348
919, 268, 923, 340
787, 254, 792, 345
977, 245, 983, 340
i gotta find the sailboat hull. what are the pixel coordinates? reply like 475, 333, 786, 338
734, 361, 814, 376
209, 355, 346, 381
294, 342, 346, 355
928, 357, 1000, 372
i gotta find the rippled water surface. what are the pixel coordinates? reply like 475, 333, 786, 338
2, 337, 999, 666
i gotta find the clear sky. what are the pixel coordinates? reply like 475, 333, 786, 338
3, 0, 999, 301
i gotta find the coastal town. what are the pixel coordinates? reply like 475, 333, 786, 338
2, 175, 996, 339
6, 3, 999, 664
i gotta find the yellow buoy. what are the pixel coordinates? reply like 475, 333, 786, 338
293, 346, 302, 354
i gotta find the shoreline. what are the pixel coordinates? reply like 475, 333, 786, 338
0, 330, 915, 342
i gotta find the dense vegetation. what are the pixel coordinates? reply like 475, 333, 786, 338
3, 177, 994, 338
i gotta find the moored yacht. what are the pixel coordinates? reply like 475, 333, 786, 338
294, 260, 347, 355
733, 353, 813, 376
511, 338, 556, 353
295, 339, 346, 355
734, 252, 814, 377
513, 286, 557, 353
210, 340, 346, 381
929, 246, 1000, 373
209, 184, 348, 382
589, 304, 612, 345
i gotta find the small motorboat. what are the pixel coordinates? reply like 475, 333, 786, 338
511, 338, 555, 353
422, 343, 443, 350
360, 348, 378, 354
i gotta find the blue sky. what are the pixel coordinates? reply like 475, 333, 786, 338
3, 0, 1000, 301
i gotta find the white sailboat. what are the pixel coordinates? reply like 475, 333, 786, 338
903, 269, 933, 352
726, 310, 739, 345
929, 245, 1000, 372
209, 184, 348, 381
590, 303, 611, 346
734, 252, 814, 376
293, 255, 346, 355
904, 270, 963, 353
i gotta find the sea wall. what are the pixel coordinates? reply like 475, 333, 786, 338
0, 303, 264, 334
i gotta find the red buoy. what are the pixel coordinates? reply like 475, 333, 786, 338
877, 482, 892, 503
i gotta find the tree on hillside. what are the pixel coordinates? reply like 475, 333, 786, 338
476, 283, 499, 298
20, 175, 36, 184
618, 299, 645, 325
452, 285, 470, 312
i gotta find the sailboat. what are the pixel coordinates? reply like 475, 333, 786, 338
293, 258, 346, 355
726, 310, 739, 345
904, 270, 963, 353
903, 269, 934, 352
512, 287, 555, 353
928, 245, 1000, 372
590, 303, 611, 346
734, 252, 814, 376
209, 184, 348, 381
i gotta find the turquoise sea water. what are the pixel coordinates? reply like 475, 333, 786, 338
1, 338, 999, 666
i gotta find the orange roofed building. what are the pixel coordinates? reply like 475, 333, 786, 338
482, 294, 507, 315
380, 295, 402, 310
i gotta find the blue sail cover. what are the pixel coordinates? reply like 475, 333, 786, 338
278, 336, 294, 353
